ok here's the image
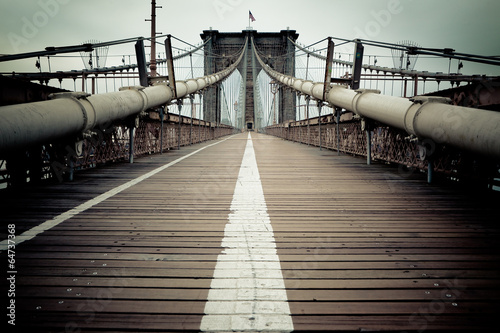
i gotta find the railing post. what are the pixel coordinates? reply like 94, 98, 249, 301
317, 101, 323, 151
418, 140, 435, 184
159, 106, 164, 154
362, 118, 372, 165
198, 93, 202, 143
306, 97, 310, 146
336, 107, 341, 156
427, 159, 434, 184
366, 130, 372, 165
190, 95, 194, 145
129, 117, 137, 163
177, 101, 182, 150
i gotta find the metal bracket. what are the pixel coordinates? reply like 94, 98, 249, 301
354, 88, 381, 95
48, 92, 91, 100
48, 92, 94, 132
326, 102, 337, 110
119, 86, 146, 92
323, 37, 334, 101
352, 113, 362, 121
165, 35, 177, 99
404, 134, 419, 142
417, 138, 438, 162
119, 86, 149, 113
409, 96, 452, 105
75, 140, 84, 156
129, 115, 140, 128
403, 134, 437, 162
352, 89, 380, 115
404, 95, 452, 136
150, 76, 170, 86
361, 117, 374, 132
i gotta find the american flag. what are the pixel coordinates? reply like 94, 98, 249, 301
249, 11, 256, 22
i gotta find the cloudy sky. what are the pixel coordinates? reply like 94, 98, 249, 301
1, 0, 499, 76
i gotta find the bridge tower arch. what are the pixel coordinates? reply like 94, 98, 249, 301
201, 29, 298, 129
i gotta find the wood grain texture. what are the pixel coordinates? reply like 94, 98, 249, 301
1, 133, 499, 332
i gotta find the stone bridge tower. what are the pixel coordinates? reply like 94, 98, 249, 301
201, 29, 298, 130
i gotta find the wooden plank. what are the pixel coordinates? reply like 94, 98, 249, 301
16, 299, 207, 314
16, 258, 500, 270
15, 250, 500, 262
16, 299, 494, 317
16, 286, 498, 302
15, 242, 500, 255
18, 276, 213, 289
290, 315, 496, 331
18, 276, 499, 290
287, 301, 496, 315
16, 313, 204, 331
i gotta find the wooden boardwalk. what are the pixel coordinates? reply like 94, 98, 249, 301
1, 132, 500, 332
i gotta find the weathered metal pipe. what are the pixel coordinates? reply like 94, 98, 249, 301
253, 39, 500, 158
0, 41, 246, 154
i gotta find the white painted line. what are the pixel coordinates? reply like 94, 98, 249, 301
0, 135, 236, 251
200, 132, 293, 332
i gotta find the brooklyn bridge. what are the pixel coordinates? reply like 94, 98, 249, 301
1, 1, 500, 331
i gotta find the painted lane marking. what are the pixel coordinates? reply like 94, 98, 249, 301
200, 132, 293, 332
0, 135, 236, 251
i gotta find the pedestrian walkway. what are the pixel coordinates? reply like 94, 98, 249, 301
2, 132, 499, 332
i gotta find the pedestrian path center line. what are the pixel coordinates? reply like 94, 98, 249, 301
200, 132, 293, 332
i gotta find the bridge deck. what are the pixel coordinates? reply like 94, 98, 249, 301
2, 132, 500, 332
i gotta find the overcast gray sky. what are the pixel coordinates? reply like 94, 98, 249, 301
1, 0, 499, 76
